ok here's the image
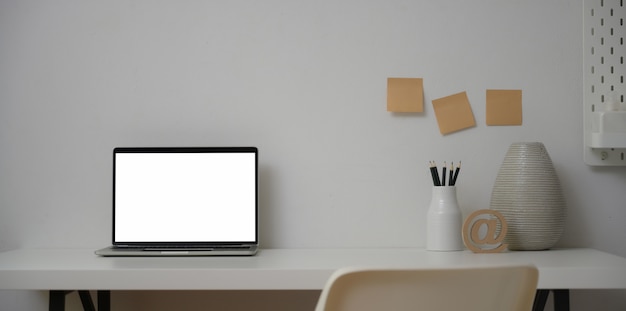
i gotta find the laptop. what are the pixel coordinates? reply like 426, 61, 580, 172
96, 147, 259, 256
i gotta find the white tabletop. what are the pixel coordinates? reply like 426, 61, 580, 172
1, 248, 626, 290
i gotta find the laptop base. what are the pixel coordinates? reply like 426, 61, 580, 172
95, 245, 258, 257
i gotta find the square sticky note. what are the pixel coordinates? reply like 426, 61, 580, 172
486, 89, 522, 125
431, 91, 476, 135
387, 78, 424, 112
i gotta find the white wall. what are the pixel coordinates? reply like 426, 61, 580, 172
1, 0, 625, 310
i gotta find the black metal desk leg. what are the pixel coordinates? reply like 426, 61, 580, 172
533, 289, 550, 311
532, 289, 570, 311
553, 289, 570, 311
78, 291, 96, 311
49, 291, 71, 311
49, 290, 110, 311
98, 290, 111, 311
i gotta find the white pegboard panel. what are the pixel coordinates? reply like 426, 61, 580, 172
583, 0, 626, 166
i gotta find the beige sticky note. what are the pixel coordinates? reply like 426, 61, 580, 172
387, 78, 424, 112
486, 89, 522, 125
431, 91, 476, 135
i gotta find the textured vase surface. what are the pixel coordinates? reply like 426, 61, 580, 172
490, 142, 566, 251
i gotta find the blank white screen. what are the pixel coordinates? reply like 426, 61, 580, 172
114, 152, 256, 243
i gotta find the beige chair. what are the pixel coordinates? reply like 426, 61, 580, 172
315, 265, 538, 311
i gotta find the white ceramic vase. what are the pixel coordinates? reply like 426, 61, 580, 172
427, 186, 463, 251
490, 142, 566, 251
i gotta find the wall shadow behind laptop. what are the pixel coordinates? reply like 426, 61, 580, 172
258, 164, 279, 249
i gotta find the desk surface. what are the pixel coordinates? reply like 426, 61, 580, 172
1, 248, 626, 291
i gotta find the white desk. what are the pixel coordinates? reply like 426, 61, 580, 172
1, 248, 626, 310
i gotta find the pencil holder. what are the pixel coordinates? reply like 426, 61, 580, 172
426, 186, 463, 251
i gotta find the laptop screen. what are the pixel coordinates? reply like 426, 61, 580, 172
112, 147, 258, 245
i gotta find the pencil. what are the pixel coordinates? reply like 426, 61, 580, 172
432, 161, 441, 186
442, 162, 447, 186
429, 161, 439, 186
451, 161, 461, 186
449, 162, 454, 186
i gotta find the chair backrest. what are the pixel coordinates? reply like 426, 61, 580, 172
315, 265, 538, 311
